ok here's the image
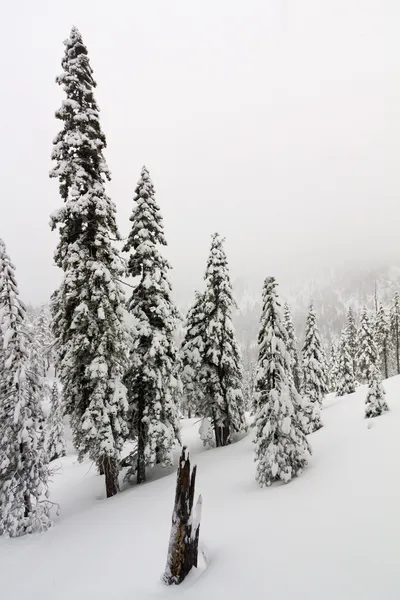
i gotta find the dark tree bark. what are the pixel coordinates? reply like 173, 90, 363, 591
103, 455, 119, 498
163, 447, 202, 585
214, 422, 230, 448
397, 329, 400, 375
136, 409, 146, 484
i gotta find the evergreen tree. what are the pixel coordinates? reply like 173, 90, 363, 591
123, 166, 181, 484
390, 291, 400, 375
375, 303, 390, 379
329, 342, 339, 392
198, 234, 246, 447
33, 306, 53, 376
357, 307, 378, 384
0, 240, 51, 536
198, 417, 215, 449
345, 307, 358, 377
242, 356, 257, 413
254, 277, 311, 486
365, 367, 389, 419
46, 382, 67, 461
180, 291, 206, 418
283, 302, 302, 392
335, 330, 356, 396
50, 27, 129, 497
302, 303, 329, 402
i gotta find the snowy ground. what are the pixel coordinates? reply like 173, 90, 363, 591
2, 378, 400, 599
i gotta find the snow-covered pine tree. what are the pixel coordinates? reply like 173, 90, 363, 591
365, 367, 389, 419
242, 355, 257, 412
329, 341, 339, 392
0, 240, 51, 537
283, 302, 302, 392
123, 166, 181, 484
33, 306, 53, 377
46, 382, 67, 461
50, 27, 129, 497
254, 277, 311, 486
199, 234, 246, 447
390, 291, 400, 375
180, 291, 206, 418
357, 307, 378, 385
345, 307, 358, 377
302, 303, 329, 401
375, 303, 390, 379
335, 329, 356, 396
198, 417, 215, 449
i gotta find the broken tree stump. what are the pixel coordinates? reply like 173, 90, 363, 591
163, 447, 202, 585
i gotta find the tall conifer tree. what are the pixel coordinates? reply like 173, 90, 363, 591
0, 240, 50, 536
33, 306, 53, 376
345, 307, 358, 377
302, 302, 329, 403
336, 330, 356, 396
357, 307, 378, 385
254, 277, 311, 486
375, 303, 390, 379
50, 27, 129, 497
46, 382, 67, 462
199, 234, 246, 447
283, 302, 302, 392
123, 166, 181, 484
180, 291, 206, 418
365, 367, 389, 419
390, 291, 400, 375
329, 341, 339, 392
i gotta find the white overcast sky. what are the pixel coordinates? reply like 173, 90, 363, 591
1, 0, 399, 304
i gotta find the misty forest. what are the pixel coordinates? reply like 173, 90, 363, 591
1, 4, 399, 600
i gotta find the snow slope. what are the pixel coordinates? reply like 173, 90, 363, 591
2, 379, 400, 599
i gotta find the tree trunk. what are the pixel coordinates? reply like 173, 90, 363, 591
137, 422, 146, 485
24, 493, 31, 518
214, 422, 229, 447
220, 423, 229, 446
397, 329, 400, 375
163, 447, 202, 585
103, 455, 119, 498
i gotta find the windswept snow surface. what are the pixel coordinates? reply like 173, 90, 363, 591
2, 378, 400, 599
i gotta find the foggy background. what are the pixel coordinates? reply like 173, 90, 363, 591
1, 0, 399, 306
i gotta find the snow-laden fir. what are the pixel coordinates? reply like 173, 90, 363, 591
50, 26, 130, 497
390, 290, 400, 375
301, 302, 328, 432
336, 329, 356, 396
254, 276, 311, 486
0, 240, 50, 537
180, 291, 206, 419
282, 302, 302, 392
32, 306, 52, 378
375, 303, 390, 379
46, 382, 67, 462
345, 306, 358, 377
365, 367, 389, 419
357, 307, 378, 384
329, 341, 339, 392
123, 166, 181, 484
196, 234, 246, 447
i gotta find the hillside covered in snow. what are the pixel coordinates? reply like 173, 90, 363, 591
1, 377, 400, 600
231, 262, 400, 351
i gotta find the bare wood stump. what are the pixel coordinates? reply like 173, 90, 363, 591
163, 447, 202, 585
